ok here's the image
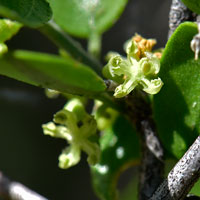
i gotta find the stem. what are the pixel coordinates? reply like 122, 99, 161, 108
39, 21, 102, 76
125, 91, 164, 200
88, 32, 101, 59
150, 136, 200, 200
0, 171, 48, 200
139, 120, 164, 200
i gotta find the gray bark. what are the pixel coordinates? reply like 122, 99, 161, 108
168, 0, 196, 38
139, 120, 164, 200
0, 172, 48, 200
150, 136, 200, 200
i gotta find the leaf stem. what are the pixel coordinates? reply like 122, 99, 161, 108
38, 21, 102, 76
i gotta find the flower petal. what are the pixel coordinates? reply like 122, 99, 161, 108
108, 55, 130, 77
58, 145, 81, 169
139, 52, 160, 76
42, 122, 72, 141
82, 141, 101, 165
126, 40, 139, 62
114, 79, 137, 98
140, 77, 163, 94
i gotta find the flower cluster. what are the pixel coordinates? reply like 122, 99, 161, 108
42, 99, 100, 169
103, 34, 163, 98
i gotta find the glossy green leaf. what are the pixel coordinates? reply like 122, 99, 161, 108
91, 116, 140, 200
48, 0, 128, 38
0, 0, 52, 27
182, 0, 200, 14
153, 22, 200, 159
0, 50, 106, 95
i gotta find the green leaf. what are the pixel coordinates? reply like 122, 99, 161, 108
119, 174, 138, 200
0, 19, 22, 42
182, 0, 200, 14
39, 22, 102, 76
0, 50, 106, 95
153, 22, 200, 159
48, 0, 128, 38
0, 19, 22, 55
91, 116, 140, 200
191, 178, 200, 195
0, 0, 52, 27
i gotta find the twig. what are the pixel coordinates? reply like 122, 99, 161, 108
168, 0, 196, 38
125, 91, 164, 200
150, 136, 200, 200
39, 21, 102, 76
0, 171, 48, 200
139, 120, 164, 200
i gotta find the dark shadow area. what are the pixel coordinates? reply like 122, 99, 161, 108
102, 0, 171, 58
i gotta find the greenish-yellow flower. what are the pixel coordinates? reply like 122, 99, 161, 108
103, 37, 163, 98
42, 99, 100, 169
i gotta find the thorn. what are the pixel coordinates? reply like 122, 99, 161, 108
191, 34, 200, 60
190, 15, 200, 60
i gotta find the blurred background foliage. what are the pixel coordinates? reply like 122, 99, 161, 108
0, 0, 171, 199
